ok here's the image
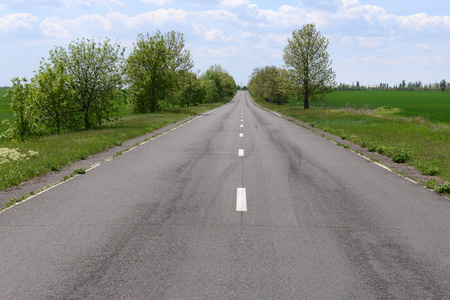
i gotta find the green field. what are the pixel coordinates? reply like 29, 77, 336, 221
0, 88, 13, 133
312, 91, 450, 125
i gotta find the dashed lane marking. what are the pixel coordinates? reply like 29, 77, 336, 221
236, 188, 247, 211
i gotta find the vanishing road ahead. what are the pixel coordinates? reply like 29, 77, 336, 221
1, 91, 449, 299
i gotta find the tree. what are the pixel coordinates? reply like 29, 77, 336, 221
4, 78, 33, 141
45, 38, 125, 130
178, 71, 205, 107
125, 30, 193, 113
32, 64, 74, 135
248, 66, 291, 105
283, 24, 336, 109
440, 79, 447, 91
200, 79, 219, 103
201, 65, 236, 102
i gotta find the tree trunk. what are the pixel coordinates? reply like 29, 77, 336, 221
304, 79, 310, 109
84, 110, 90, 130
56, 113, 60, 135
304, 92, 309, 109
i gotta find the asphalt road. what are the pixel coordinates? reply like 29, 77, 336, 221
0, 91, 449, 299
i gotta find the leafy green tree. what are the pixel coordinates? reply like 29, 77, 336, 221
32, 65, 74, 135
178, 71, 205, 107
4, 78, 34, 141
200, 79, 219, 103
125, 30, 193, 113
283, 24, 336, 109
201, 65, 236, 102
248, 66, 290, 105
46, 37, 125, 129
440, 79, 447, 91
274, 68, 294, 104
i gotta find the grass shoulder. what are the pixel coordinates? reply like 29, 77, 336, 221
0, 102, 223, 193
253, 94, 450, 195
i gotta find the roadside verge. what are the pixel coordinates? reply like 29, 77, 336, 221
251, 97, 449, 199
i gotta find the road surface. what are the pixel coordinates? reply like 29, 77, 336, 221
1, 91, 449, 299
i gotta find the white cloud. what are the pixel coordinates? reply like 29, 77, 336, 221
355, 37, 388, 48
340, 36, 389, 48
131, 8, 188, 26
220, 0, 250, 8
341, 36, 353, 46
193, 9, 239, 23
140, 0, 174, 5
0, 0, 124, 9
397, 13, 450, 33
206, 45, 239, 57
417, 43, 432, 50
40, 17, 69, 38
362, 56, 393, 65
401, 54, 448, 66
193, 24, 233, 42
95, 0, 125, 9
340, 0, 359, 8
0, 13, 39, 30
255, 5, 327, 28
40, 15, 111, 38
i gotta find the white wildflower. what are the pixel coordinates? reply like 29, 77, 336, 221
0, 148, 38, 164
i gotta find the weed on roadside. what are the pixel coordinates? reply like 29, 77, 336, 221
425, 178, 439, 189
72, 169, 86, 175
434, 183, 450, 194
416, 163, 439, 176
390, 148, 411, 163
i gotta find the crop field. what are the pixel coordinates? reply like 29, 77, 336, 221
312, 91, 450, 125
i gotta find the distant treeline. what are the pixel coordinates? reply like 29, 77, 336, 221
337, 80, 449, 91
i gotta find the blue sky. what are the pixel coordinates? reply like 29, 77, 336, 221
1, 0, 450, 87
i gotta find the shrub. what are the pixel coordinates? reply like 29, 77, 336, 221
367, 145, 377, 152
391, 149, 411, 163
434, 183, 450, 194
73, 169, 86, 175
425, 178, 439, 189
417, 164, 439, 176
376, 146, 385, 154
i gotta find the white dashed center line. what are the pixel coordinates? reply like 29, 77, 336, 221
236, 188, 247, 211
238, 104, 246, 212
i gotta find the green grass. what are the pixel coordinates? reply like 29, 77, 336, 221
0, 103, 222, 192
0, 87, 13, 133
254, 95, 450, 185
313, 91, 450, 125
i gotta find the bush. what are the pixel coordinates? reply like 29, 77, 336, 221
425, 178, 439, 189
391, 149, 411, 163
417, 164, 439, 176
367, 145, 377, 152
434, 183, 450, 194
